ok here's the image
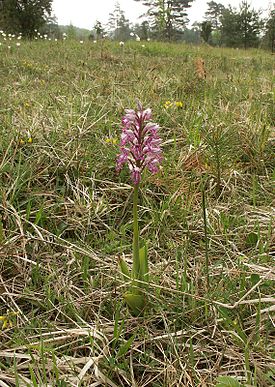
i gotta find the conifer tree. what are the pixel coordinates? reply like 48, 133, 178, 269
205, 1, 225, 29
107, 2, 131, 41
238, 1, 263, 49
220, 2, 263, 48
265, 8, 275, 52
200, 20, 212, 43
135, 0, 194, 40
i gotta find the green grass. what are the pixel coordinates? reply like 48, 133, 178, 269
0, 38, 274, 386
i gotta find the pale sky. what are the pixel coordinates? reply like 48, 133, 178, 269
52, 0, 272, 30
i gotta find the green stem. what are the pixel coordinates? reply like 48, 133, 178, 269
132, 184, 140, 282
215, 144, 221, 197
202, 182, 210, 292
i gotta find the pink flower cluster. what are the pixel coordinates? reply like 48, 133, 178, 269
116, 102, 162, 185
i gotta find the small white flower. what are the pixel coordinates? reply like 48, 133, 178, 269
55, 38, 58, 42
35, 37, 38, 40
63, 32, 67, 37
130, 32, 134, 37
80, 40, 83, 44
141, 44, 145, 48
17, 36, 22, 40
48, 38, 51, 41
8, 45, 11, 49
119, 41, 124, 46
147, 38, 150, 41
93, 40, 97, 44
16, 42, 20, 47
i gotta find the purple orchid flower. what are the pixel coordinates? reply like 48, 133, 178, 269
116, 101, 162, 184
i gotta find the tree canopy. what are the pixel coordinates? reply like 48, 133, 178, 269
264, 8, 275, 52
0, 0, 52, 37
219, 1, 262, 49
107, 2, 131, 41
135, 0, 194, 40
205, 1, 225, 29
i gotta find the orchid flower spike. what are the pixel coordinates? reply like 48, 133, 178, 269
116, 101, 162, 185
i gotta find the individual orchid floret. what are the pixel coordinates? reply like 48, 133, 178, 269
116, 101, 162, 184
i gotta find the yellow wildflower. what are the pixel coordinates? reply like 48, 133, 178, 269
0, 311, 17, 330
164, 100, 173, 109
164, 100, 183, 109
18, 130, 33, 145
105, 137, 118, 145
175, 101, 183, 108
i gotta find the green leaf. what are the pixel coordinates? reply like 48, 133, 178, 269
113, 306, 124, 345
124, 292, 146, 316
218, 308, 247, 345
216, 376, 243, 387
118, 256, 131, 282
245, 232, 258, 248
250, 273, 260, 286
117, 334, 135, 358
29, 365, 39, 387
34, 206, 44, 226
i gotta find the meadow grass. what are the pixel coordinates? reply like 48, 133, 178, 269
0, 39, 274, 386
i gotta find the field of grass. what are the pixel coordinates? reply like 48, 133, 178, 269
0, 39, 274, 386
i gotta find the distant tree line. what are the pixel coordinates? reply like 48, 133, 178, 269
199, 1, 275, 51
92, 1, 198, 43
102, 0, 274, 51
0, 0, 274, 51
